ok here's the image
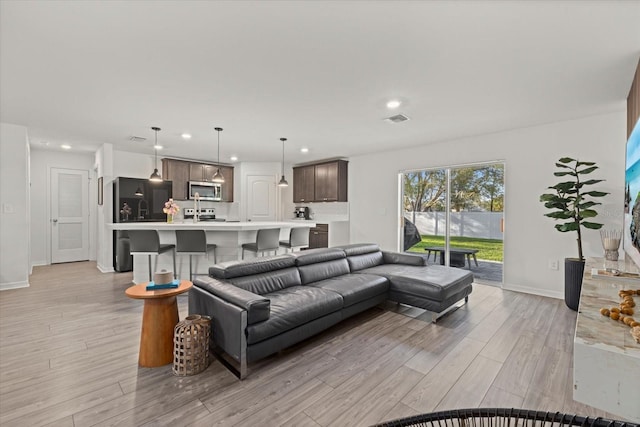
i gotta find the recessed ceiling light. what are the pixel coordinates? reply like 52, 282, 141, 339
61, 144, 71, 150
230, 156, 238, 162
154, 145, 163, 150
300, 147, 309, 153
386, 100, 401, 109
181, 133, 191, 140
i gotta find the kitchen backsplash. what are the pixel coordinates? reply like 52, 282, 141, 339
289, 202, 350, 221
173, 200, 239, 221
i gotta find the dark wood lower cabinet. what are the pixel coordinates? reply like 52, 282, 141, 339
308, 224, 328, 249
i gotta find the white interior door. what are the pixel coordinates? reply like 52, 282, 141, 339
51, 168, 89, 263
247, 175, 276, 222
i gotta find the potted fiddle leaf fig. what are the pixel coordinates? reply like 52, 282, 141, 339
539, 157, 609, 311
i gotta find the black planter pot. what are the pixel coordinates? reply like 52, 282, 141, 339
564, 258, 585, 311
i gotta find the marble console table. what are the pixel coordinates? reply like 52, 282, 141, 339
574, 258, 640, 422
109, 221, 315, 284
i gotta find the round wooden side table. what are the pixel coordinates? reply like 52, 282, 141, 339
125, 280, 193, 367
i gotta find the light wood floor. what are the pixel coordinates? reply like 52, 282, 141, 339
0, 262, 620, 426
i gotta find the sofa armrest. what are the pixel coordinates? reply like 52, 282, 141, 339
193, 276, 270, 324
382, 251, 427, 266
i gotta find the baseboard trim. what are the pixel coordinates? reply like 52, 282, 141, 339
0, 281, 30, 291
97, 264, 114, 273
502, 282, 563, 300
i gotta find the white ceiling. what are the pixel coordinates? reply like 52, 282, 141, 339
1, 1, 639, 165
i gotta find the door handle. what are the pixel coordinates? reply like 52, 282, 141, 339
52, 219, 58, 223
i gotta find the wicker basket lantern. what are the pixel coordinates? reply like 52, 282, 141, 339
172, 314, 211, 376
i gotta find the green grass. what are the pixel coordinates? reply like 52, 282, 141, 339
407, 235, 504, 262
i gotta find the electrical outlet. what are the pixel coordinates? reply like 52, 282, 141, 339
548, 259, 559, 270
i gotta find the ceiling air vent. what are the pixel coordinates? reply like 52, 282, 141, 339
384, 114, 410, 123
129, 136, 147, 142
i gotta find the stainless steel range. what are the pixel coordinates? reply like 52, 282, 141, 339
183, 208, 223, 222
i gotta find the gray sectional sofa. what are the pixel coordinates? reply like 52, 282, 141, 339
189, 243, 473, 379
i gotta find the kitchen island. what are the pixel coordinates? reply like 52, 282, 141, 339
109, 221, 315, 283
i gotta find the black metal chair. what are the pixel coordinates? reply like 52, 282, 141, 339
241, 228, 281, 259
372, 408, 637, 427
175, 230, 217, 281
128, 230, 176, 282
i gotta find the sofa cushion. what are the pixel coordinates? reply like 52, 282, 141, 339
228, 267, 302, 295
246, 286, 343, 344
309, 273, 389, 307
382, 251, 427, 266
298, 258, 351, 285
345, 251, 384, 272
209, 255, 295, 280
359, 264, 473, 302
193, 276, 270, 325
291, 248, 346, 266
339, 243, 380, 256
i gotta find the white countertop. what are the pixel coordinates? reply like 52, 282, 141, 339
109, 220, 316, 231
573, 257, 640, 421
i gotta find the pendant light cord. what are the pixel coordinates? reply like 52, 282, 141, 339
281, 138, 285, 176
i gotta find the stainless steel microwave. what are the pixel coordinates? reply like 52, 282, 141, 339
188, 181, 222, 201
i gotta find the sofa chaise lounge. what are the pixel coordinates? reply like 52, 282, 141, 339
189, 243, 473, 379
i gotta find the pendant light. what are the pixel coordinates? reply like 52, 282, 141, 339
211, 127, 225, 183
149, 127, 163, 182
134, 187, 143, 196
278, 137, 289, 187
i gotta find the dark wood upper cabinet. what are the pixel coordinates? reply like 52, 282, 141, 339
293, 165, 316, 203
189, 164, 217, 182
164, 158, 234, 202
293, 160, 347, 203
220, 166, 234, 202
161, 159, 190, 200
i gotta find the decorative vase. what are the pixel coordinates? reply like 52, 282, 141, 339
167, 214, 173, 223
564, 258, 585, 311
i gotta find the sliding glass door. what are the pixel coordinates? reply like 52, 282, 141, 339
402, 162, 504, 285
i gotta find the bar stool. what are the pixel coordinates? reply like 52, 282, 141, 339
175, 230, 217, 281
128, 230, 177, 282
241, 228, 281, 259
279, 227, 310, 253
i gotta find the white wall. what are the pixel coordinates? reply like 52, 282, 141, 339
113, 150, 154, 179
29, 149, 97, 267
0, 123, 30, 290
349, 111, 626, 299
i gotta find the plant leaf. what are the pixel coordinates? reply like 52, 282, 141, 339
579, 209, 598, 218
555, 163, 572, 169
576, 161, 596, 166
554, 171, 575, 177
558, 157, 575, 164
582, 221, 604, 229
551, 182, 575, 192
582, 191, 609, 197
577, 201, 599, 209
545, 211, 573, 219
556, 222, 579, 232
580, 179, 604, 186
577, 166, 598, 175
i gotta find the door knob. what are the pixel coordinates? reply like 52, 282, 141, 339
52, 219, 58, 223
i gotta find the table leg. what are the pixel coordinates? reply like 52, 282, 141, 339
139, 296, 179, 367
472, 254, 479, 266
466, 254, 471, 269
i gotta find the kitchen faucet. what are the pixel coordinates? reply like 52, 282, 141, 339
137, 199, 148, 219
